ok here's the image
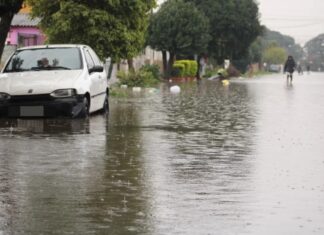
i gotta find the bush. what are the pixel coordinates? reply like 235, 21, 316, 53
203, 65, 234, 78
172, 63, 185, 77
176, 60, 190, 76
217, 68, 228, 77
140, 64, 161, 80
170, 67, 181, 77
232, 59, 249, 73
172, 60, 198, 77
204, 67, 218, 78
227, 64, 241, 77
189, 60, 198, 76
117, 69, 159, 88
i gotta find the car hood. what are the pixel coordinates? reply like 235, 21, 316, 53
0, 70, 84, 95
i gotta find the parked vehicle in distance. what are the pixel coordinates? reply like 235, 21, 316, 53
0, 44, 109, 118
268, 64, 282, 73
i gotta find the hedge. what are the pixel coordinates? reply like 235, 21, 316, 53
117, 64, 160, 87
172, 60, 198, 77
172, 63, 185, 77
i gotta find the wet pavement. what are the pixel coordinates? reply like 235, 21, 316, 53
1, 73, 324, 234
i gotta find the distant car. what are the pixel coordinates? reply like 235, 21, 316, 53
268, 64, 282, 73
0, 44, 109, 118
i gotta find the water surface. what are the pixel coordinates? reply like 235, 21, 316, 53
1, 73, 324, 234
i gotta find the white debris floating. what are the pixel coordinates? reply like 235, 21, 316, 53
146, 88, 157, 94
170, 85, 181, 93
120, 84, 128, 89
132, 87, 141, 92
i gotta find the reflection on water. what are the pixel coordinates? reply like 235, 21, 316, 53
0, 118, 90, 136
1, 76, 324, 234
0, 115, 106, 234
139, 81, 258, 234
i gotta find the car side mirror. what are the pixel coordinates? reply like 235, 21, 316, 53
89, 65, 104, 73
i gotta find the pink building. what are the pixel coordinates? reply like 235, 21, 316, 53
6, 13, 45, 47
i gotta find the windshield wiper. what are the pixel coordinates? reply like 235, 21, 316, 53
30, 66, 71, 71
30, 67, 53, 71
50, 66, 71, 70
4, 68, 28, 73
30, 67, 41, 71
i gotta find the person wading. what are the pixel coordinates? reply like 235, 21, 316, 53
284, 55, 296, 83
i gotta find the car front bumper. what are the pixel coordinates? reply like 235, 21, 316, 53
0, 94, 86, 118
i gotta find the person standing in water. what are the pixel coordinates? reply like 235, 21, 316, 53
306, 64, 311, 74
297, 64, 303, 75
284, 55, 296, 83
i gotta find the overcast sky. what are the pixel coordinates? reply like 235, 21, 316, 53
157, 0, 324, 46
257, 0, 324, 45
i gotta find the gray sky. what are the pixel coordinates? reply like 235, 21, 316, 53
257, 0, 324, 45
157, 0, 324, 46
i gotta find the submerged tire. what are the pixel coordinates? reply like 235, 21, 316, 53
78, 97, 90, 118
102, 93, 109, 115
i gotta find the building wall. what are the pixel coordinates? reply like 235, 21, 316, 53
6, 27, 45, 46
133, 47, 165, 71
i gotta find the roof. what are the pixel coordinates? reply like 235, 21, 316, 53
18, 44, 88, 50
11, 13, 40, 27
19, 4, 32, 13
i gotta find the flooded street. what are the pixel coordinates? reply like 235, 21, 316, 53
1, 73, 324, 234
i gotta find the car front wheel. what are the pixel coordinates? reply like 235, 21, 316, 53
77, 97, 89, 118
102, 94, 109, 114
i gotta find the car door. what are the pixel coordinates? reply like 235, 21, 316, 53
88, 47, 107, 94
83, 48, 102, 112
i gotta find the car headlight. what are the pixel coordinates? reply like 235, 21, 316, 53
50, 89, 76, 98
0, 92, 10, 101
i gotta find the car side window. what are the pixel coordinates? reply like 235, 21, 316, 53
88, 48, 102, 67
84, 49, 95, 70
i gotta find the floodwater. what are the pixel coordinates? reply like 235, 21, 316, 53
1, 73, 324, 235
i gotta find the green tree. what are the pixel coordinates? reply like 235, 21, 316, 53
0, 0, 24, 61
184, 0, 262, 64
146, 0, 210, 73
263, 46, 287, 65
263, 28, 303, 61
248, 37, 263, 63
304, 34, 324, 71
27, 0, 156, 63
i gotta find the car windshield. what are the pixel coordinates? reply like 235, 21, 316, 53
3, 47, 83, 72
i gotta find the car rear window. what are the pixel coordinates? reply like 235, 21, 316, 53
3, 47, 83, 72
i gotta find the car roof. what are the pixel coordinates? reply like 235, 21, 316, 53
17, 44, 88, 51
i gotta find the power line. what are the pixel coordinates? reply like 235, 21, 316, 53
273, 22, 324, 29
263, 17, 324, 22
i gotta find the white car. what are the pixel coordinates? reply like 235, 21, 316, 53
0, 44, 109, 118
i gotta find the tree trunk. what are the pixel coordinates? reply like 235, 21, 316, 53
127, 58, 134, 72
167, 52, 176, 76
196, 55, 201, 80
161, 50, 168, 79
0, 12, 15, 61
162, 50, 167, 73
